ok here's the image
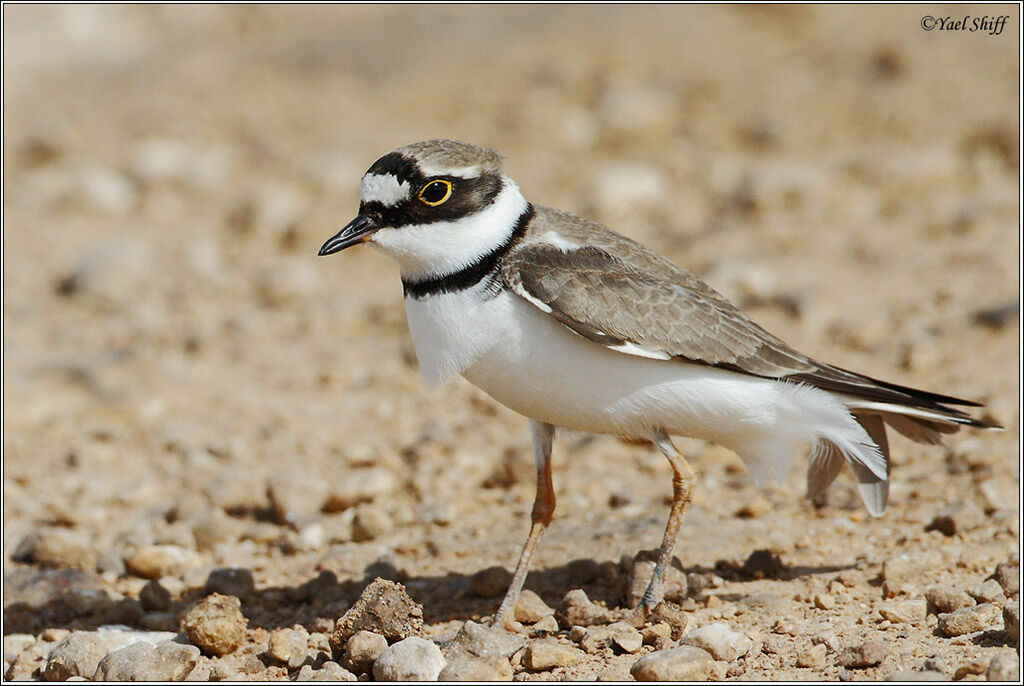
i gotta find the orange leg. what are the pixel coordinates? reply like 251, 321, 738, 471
638, 429, 697, 612
492, 420, 555, 630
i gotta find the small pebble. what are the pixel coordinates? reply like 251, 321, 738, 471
954, 659, 988, 679
125, 545, 200, 580
343, 630, 388, 675
630, 645, 715, 681
557, 589, 612, 627
372, 637, 445, 681
139, 579, 173, 611
838, 640, 888, 668
970, 578, 1006, 605
992, 563, 1019, 596
796, 643, 827, 668
524, 640, 583, 671
626, 559, 688, 607
330, 578, 423, 650
92, 641, 200, 681
928, 501, 985, 536
444, 620, 525, 662
649, 601, 690, 639
514, 590, 554, 623
682, 622, 755, 661
182, 593, 247, 656
885, 669, 948, 681
1003, 601, 1019, 643
879, 599, 927, 625
925, 585, 975, 614
295, 661, 358, 681
351, 505, 393, 542
987, 652, 1020, 681
437, 655, 513, 681
937, 603, 1001, 637
204, 567, 256, 599
266, 627, 309, 668
531, 615, 559, 635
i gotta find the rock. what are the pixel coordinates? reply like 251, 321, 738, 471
630, 645, 715, 681
444, 621, 526, 662
970, 579, 1006, 605
182, 593, 247, 656
266, 627, 309, 668
139, 579, 173, 611
885, 669, 948, 681
204, 567, 255, 599
514, 590, 554, 623
92, 641, 200, 681
125, 545, 200, 579
1003, 601, 1019, 643
796, 643, 827, 668
531, 615, 559, 635
682, 622, 755, 661
557, 589, 612, 626
649, 602, 691, 639
880, 555, 920, 584
351, 505, 393, 542
13, 529, 95, 569
937, 603, 1001, 637
992, 563, 1020, 596
343, 630, 388, 675
524, 640, 583, 671
642, 622, 672, 646
62, 586, 113, 615
743, 549, 784, 579
330, 578, 423, 651
838, 640, 888, 668
879, 599, 927, 624
626, 559, 688, 607
469, 566, 513, 598
295, 661, 358, 681
925, 585, 975, 614
372, 637, 445, 681
3, 634, 35, 663
987, 652, 1020, 681
578, 621, 643, 655
43, 629, 177, 681
814, 593, 836, 610
928, 501, 985, 536
437, 656, 513, 681
323, 468, 399, 512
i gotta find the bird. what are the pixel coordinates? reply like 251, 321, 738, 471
318, 139, 999, 629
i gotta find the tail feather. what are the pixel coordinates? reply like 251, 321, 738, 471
806, 413, 891, 516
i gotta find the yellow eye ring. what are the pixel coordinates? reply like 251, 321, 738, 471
418, 179, 453, 206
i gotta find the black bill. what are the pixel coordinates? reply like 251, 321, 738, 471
318, 214, 379, 255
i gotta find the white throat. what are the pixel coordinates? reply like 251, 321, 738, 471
368, 179, 528, 282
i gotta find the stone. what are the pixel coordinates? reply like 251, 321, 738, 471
630, 645, 715, 681
329, 578, 423, 651
182, 593, 247, 656
372, 637, 445, 681
5, 643, 45, 680
351, 505, 393, 542
139, 579, 173, 611
514, 590, 554, 623
796, 643, 827, 668
838, 640, 888, 668
642, 622, 672, 645
649, 601, 691, 639
993, 563, 1020, 596
814, 593, 835, 610
881, 555, 920, 584
3, 634, 35, 663
557, 589, 612, 627
469, 566, 513, 598
971, 578, 1007, 604
266, 627, 309, 668
987, 652, 1020, 681
937, 603, 1001, 637
531, 615, 559, 635
444, 621, 526, 662
879, 599, 927, 624
1003, 601, 1019, 643
125, 545, 200, 579
204, 567, 256, 599
295, 661, 358, 681
437, 656, 513, 681
743, 549, 784, 579
92, 641, 200, 681
524, 640, 583, 671
43, 630, 177, 681
13, 529, 95, 569
928, 501, 985, 536
925, 585, 975, 614
682, 622, 755, 661
578, 622, 642, 655
611, 624, 644, 654
626, 559, 688, 607
343, 630, 388, 675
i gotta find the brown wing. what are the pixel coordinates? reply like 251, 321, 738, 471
501, 235, 987, 420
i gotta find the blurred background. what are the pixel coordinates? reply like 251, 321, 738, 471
3, 4, 1019, 678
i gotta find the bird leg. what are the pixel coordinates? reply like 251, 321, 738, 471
636, 429, 697, 614
492, 420, 555, 630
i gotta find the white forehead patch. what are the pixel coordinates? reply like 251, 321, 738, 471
416, 162, 481, 179
361, 173, 411, 206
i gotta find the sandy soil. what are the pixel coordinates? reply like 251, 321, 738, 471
3, 4, 1020, 681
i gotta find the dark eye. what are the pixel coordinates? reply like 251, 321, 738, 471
418, 179, 453, 206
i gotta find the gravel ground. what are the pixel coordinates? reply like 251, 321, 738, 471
3, 5, 1020, 682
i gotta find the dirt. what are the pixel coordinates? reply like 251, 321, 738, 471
3, 4, 1020, 681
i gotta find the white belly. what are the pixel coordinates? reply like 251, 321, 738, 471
404, 286, 869, 483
